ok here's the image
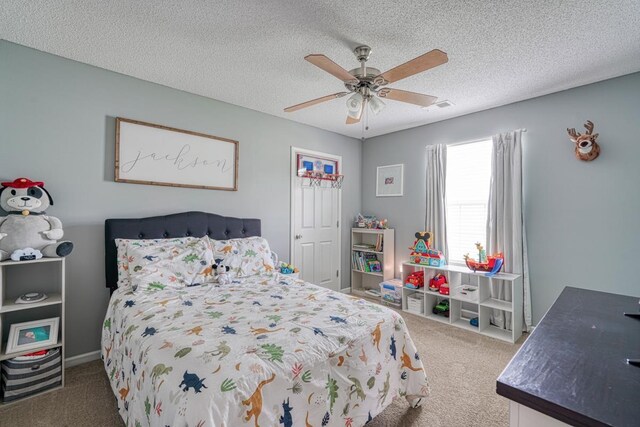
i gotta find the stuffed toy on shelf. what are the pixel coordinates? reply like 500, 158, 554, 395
0, 178, 73, 261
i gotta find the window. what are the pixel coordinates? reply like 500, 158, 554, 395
446, 139, 492, 264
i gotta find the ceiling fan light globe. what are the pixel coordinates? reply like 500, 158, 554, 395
369, 96, 385, 115
346, 93, 364, 118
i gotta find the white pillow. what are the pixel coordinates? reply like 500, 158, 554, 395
209, 236, 275, 277
115, 237, 201, 289
127, 236, 214, 292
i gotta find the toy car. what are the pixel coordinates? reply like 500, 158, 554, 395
432, 299, 450, 317
404, 271, 424, 289
429, 273, 447, 292
438, 282, 450, 295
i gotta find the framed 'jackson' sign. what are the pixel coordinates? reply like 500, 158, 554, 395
115, 118, 238, 191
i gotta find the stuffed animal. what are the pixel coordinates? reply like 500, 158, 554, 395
0, 178, 73, 261
567, 120, 601, 162
212, 263, 231, 285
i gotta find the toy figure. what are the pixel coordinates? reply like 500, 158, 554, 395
212, 263, 232, 285
476, 242, 486, 263
0, 178, 73, 261
376, 219, 389, 229
279, 262, 299, 275
409, 231, 445, 267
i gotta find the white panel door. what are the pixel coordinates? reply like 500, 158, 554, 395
293, 176, 340, 291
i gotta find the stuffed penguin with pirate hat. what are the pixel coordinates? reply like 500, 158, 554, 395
0, 178, 73, 261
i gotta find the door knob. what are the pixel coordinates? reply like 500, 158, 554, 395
295, 234, 302, 240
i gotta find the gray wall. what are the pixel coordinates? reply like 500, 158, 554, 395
0, 41, 361, 357
362, 72, 640, 325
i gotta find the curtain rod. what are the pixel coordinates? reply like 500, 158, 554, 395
446, 128, 527, 147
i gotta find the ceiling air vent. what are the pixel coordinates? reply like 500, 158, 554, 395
423, 100, 453, 110
435, 100, 453, 108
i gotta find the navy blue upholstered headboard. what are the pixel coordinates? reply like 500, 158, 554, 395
105, 211, 261, 292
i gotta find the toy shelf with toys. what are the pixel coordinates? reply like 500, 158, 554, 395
350, 228, 394, 299
401, 261, 523, 343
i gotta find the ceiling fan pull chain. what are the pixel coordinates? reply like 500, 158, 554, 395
364, 98, 370, 132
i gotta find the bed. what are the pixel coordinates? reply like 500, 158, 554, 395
102, 211, 429, 427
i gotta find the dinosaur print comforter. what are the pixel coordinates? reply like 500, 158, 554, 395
102, 274, 429, 427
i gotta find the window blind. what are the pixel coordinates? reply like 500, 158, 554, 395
446, 139, 492, 264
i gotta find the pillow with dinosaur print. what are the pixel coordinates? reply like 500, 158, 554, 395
209, 236, 275, 278
126, 236, 214, 292
115, 237, 200, 289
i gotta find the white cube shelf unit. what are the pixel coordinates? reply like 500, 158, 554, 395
401, 261, 523, 343
0, 257, 66, 405
350, 228, 394, 297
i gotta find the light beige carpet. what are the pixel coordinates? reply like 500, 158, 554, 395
0, 310, 522, 427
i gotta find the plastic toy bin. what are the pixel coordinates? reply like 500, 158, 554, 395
452, 284, 478, 303
406, 293, 424, 314
379, 279, 403, 305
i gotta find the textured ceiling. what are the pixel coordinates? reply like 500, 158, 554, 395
2, 1, 639, 139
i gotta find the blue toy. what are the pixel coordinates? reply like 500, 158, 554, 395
484, 258, 504, 277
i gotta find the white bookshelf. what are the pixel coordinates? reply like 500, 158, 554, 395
0, 257, 65, 404
350, 228, 394, 298
401, 261, 523, 343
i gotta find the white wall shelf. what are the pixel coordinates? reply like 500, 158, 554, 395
350, 228, 394, 297
0, 257, 66, 404
0, 293, 63, 314
351, 269, 383, 277
400, 261, 523, 343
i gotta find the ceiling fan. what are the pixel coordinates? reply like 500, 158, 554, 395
284, 45, 448, 125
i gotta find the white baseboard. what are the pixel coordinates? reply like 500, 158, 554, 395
340, 286, 351, 294
65, 350, 101, 368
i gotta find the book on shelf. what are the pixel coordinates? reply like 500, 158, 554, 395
367, 259, 382, 272
353, 243, 375, 250
375, 234, 383, 252
352, 251, 380, 273
352, 234, 384, 252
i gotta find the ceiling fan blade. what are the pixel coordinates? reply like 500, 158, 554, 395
305, 54, 357, 82
377, 49, 448, 84
284, 92, 348, 112
377, 88, 437, 107
345, 115, 360, 125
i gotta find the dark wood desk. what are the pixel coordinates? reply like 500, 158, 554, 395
497, 287, 640, 427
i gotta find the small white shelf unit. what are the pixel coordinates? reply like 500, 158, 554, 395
350, 228, 394, 298
401, 261, 523, 343
0, 257, 66, 405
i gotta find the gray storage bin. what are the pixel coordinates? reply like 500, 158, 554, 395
1, 347, 62, 402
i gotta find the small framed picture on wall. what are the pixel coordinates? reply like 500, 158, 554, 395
376, 164, 404, 197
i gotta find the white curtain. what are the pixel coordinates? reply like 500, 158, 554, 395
486, 130, 531, 331
425, 145, 448, 260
